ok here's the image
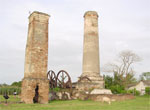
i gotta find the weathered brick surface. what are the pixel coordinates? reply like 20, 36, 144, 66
77, 11, 104, 91
21, 11, 50, 104
21, 78, 49, 104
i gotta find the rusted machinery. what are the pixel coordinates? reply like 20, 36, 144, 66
47, 70, 57, 88
47, 70, 72, 100
78, 76, 92, 82
47, 70, 72, 90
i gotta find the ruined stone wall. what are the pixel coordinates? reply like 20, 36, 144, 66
21, 11, 50, 104
21, 78, 49, 104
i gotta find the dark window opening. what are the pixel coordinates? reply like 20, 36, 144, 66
33, 85, 39, 103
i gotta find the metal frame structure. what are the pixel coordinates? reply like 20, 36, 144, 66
47, 70, 72, 90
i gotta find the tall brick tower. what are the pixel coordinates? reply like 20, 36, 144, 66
77, 11, 104, 91
21, 11, 50, 104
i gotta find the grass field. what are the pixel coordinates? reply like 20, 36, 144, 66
0, 95, 149, 110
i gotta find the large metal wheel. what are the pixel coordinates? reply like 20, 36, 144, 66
47, 70, 57, 88
56, 70, 72, 89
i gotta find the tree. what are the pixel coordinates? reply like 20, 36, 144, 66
11, 81, 22, 87
139, 72, 150, 80
103, 50, 141, 88
0, 83, 9, 87
104, 75, 113, 89
104, 74, 126, 94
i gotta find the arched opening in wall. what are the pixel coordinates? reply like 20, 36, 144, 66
33, 85, 39, 103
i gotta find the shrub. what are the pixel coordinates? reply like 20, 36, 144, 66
127, 88, 140, 96
110, 85, 125, 94
120, 90, 127, 94
145, 87, 150, 95
104, 75, 113, 89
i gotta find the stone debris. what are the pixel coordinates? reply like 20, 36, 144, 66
90, 89, 112, 95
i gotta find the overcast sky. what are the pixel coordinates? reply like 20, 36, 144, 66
0, 0, 149, 84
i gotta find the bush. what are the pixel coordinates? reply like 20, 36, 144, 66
110, 85, 125, 94
120, 90, 127, 94
127, 88, 140, 96
104, 75, 113, 89
145, 87, 150, 95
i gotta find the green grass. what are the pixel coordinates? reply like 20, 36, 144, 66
0, 95, 149, 110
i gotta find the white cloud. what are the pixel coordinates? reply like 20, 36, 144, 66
0, 0, 149, 84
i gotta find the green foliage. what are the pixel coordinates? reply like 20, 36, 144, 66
49, 87, 61, 92
110, 85, 125, 94
104, 75, 113, 89
0, 81, 21, 95
0, 95, 149, 110
104, 74, 138, 94
0, 83, 9, 87
11, 81, 22, 87
113, 72, 122, 86
145, 87, 150, 95
127, 89, 140, 96
104, 75, 127, 94
113, 72, 137, 88
139, 72, 150, 80
125, 73, 137, 85
120, 90, 127, 94
104, 50, 140, 90
0, 87, 21, 95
